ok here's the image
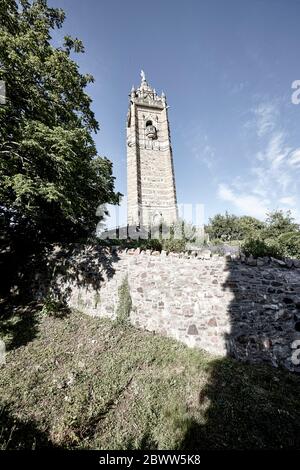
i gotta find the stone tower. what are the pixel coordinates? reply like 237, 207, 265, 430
126, 71, 178, 228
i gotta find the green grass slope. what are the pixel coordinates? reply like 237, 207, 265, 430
0, 310, 300, 450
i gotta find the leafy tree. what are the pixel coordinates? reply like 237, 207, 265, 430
206, 212, 241, 241
262, 210, 299, 239
0, 0, 120, 245
206, 210, 299, 244
238, 216, 264, 239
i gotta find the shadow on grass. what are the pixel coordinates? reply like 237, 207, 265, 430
0, 405, 59, 449
0, 240, 119, 351
179, 256, 300, 449
0, 303, 41, 351
179, 358, 300, 450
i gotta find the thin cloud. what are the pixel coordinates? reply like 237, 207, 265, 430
218, 183, 269, 219
279, 196, 297, 206
254, 103, 279, 137
289, 149, 300, 167
244, 102, 279, 137
217, 101, 300, 221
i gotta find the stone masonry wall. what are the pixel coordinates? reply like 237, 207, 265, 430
47, 246, 300, 372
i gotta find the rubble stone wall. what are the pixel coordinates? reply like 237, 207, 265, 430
47, 246, 300, 372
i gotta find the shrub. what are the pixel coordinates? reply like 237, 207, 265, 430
162, 238, 186, 253
96, 219, 198, 253
278, 232, 300, 259
41, 293, 67, 317
138, 239, 162, 251
115, 275, 132, 325
97, 238, 163, 251
241, 238, 282, 259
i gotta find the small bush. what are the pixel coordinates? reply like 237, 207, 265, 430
138, 239, 162, 251
242, 238, 282, 259
277, 232, 300, 259
115, 275, 132, 325
162, 238, 186, 253
41, 293, 66, 317
98, 238, 163, 252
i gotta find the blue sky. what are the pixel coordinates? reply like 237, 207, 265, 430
50, 0, 300, 225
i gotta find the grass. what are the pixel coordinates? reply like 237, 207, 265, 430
0, 309, 300, 450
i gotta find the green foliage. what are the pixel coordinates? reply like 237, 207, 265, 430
277, 232, 300, 258
207, 211, 300, 258
96, 237, 163, 252
206, 212, 242, 241
206, 213, 264, 241
137, 239, 162, 251
115, 275, 132, 325
161, 219, 196, 252
41, 293, 66, 317
240, 211, 300, 259
241, 237, 282, 259
170, 219, 197, 243
242, 231, 300, 260
162, 238, 186, 253
238, 216, 264, 239
147, 219, 195, 252
99, 211, 300, 259
0, 0, 120, 244
97, 219, 197, 253
262, 210, 299, 240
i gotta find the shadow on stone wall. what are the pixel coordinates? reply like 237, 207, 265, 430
222, 256, 300, 371
179, 256, 300, 449
0, 243, 119, 350
32, 243, 120, 303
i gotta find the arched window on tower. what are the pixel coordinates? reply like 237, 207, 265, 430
145, 120, 157, 139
